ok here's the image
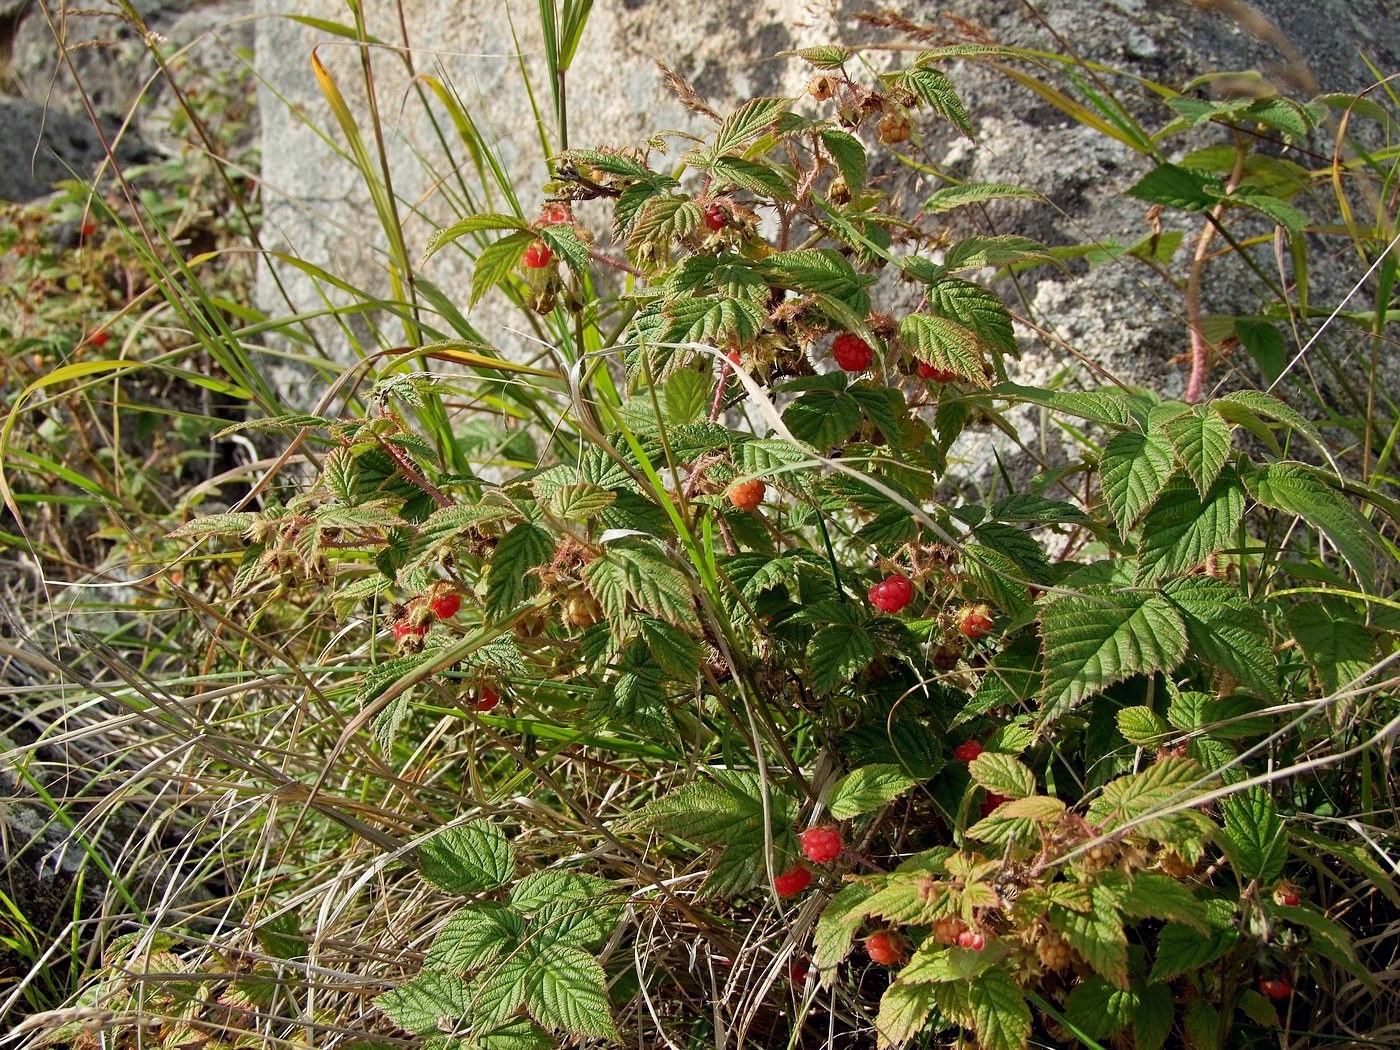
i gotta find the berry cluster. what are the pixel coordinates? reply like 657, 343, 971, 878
952, 740, 984, 763
773, 865, 813, 897
868, 573, 914, 614
831, 333, 873, 372
799, 826, 843, 864
956, 603, 995, 640
864, 931, 904, 966
522, 241, 554, 269
917, 361, 958, 383
727, 478, 766, 512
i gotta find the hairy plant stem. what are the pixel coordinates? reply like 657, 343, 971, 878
1185, 140, 1247, 402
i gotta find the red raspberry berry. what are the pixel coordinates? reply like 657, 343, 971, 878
832, 333, 873, 372
534, 202, 571, 227
522, 241, 553, 268
429, 593, 461, 620
957, 603, 996, 640
391, 620, 427, 641
703, 202, 728, 231
728, 478, 766, 512
917, 362, 958, 383
1273, 885, 1301, 907
957, 929, 986, 951
864, 931, 904, 966
931, 916, 966, 945
1259, 977, 1292, 1000
88, 330, 110, 347
800, 826, 843, 864
868, 573, 914, 614
788, 957, 810, 984
475, 684, 500, 712
953, 740, 984, 763
773, 865, 813, 897
980, 792, 1010, 818
80, 221, 97, 238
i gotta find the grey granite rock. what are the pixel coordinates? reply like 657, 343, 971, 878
251, 0, 1400, 417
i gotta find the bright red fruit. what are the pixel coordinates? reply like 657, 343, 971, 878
832, 333, 873, 372
522, 241, 554, 268
475, 685, 500, 712
788, 957, 810, 984
80, 221, 96, 238
800, 826, 843, 864
1273, 885, 1301, 907
773, 865, 813, 897
1259, 977, 1292, 1000
953, 740, 984, 762
728, 478, 766, 512
957, 604, 996, 640
864, 931, 903, 966
957, 930, 986, 951
980, 792, 1010, 818
703, 202, 727, 231
429, 593, 461, 620
534, 202, 571, 226
391, 620, 427, 641
868, 573, 914, 614
88, 330, 110, 347
917, 362, 958, 383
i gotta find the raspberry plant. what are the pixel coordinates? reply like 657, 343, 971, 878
151, 33, 1400, 1050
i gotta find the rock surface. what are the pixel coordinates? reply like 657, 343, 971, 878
0, 0, 254, 201
250, 0, 1400, 413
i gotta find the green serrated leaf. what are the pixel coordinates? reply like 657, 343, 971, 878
814, 882, 876, 970
820, 128, 867, 191
486, 523, 552, 618
471, 231, 535, 308
782, 44, 852, 69
663, 368, 710, 425
166, 512, 259, 539
1164, 406, 1232, 498
1286, 601, 1375, 695
1163, 576, 1278, 698
924, 279, 1018, 358
1247, 462, 1380, 588
902, 66, 973, 138
923, 182, 1040, 213
423, 213, 529, 261
510, 871, 625, 949
521, 943, 616, 1038
783, 386, 866, 448
875, 981, 938, 1049
584, 542, 698, 629
1136, 471, 1246, 583
375, 971, 472, 1034
828, 764, 920, 819
968, 753, 1035, 799
1039, 591, 1188, 723
1099, 429, 1175, 529
1219, 787, 1286, 884
1116, 706, 1171, 746
1109, 870, 1209, 932
898, 313, 987, 386
943, 235, 1053, 273
1127, 163, 1221, 210
418, 821, 516, 894
1050, 889, 1129, 989
1064, 976, 1133, 1039
548, 483, 616, 521
1150, 920, 1237, 982
425, 905, 523, 974
969, 967, 1031, 1050
807, 624, 875, 694
702, 97, 791, 161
